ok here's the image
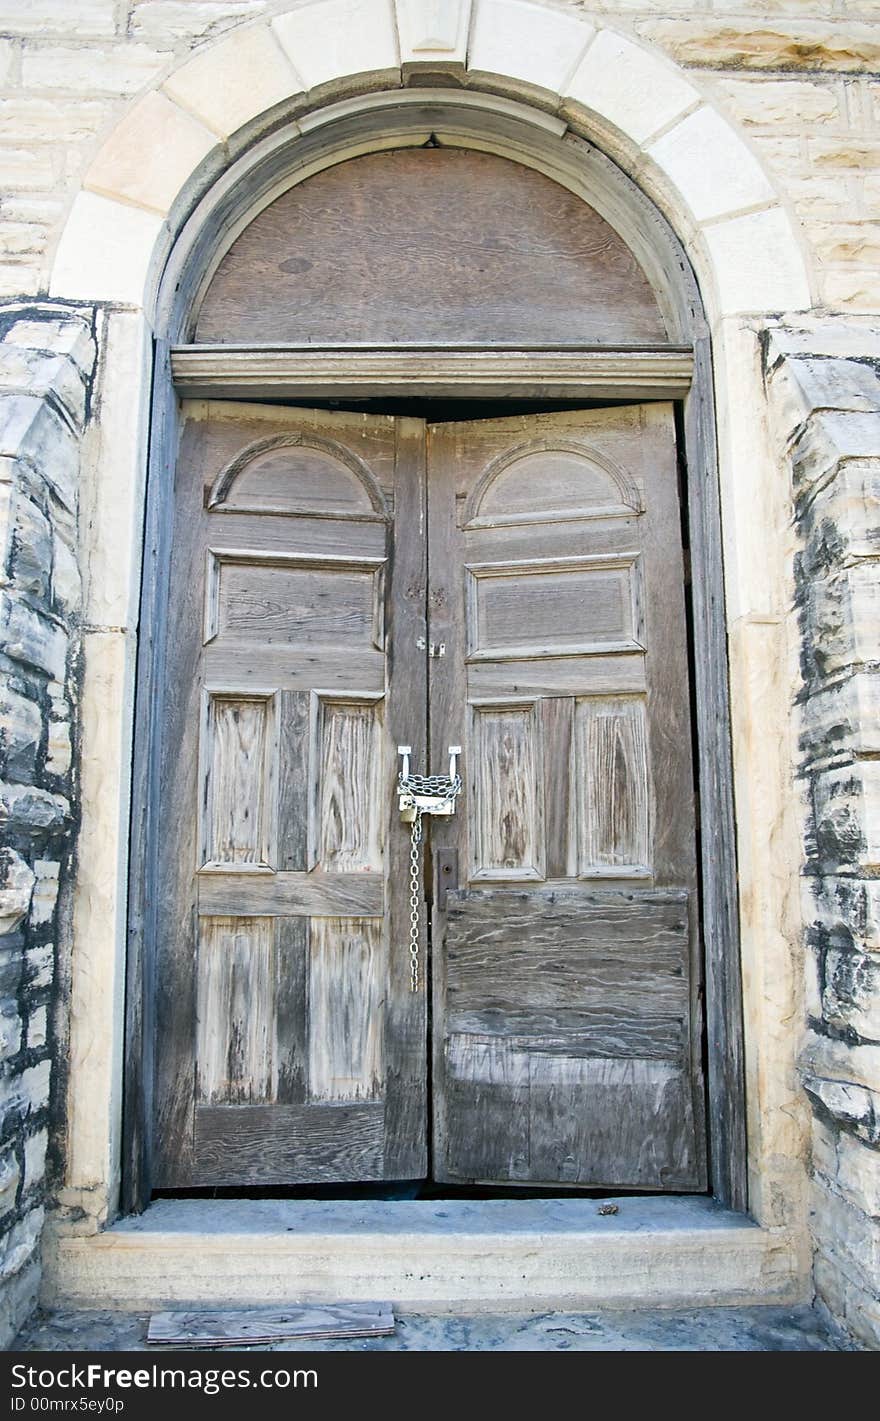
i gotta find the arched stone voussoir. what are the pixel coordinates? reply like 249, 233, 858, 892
46, 0, 812, 319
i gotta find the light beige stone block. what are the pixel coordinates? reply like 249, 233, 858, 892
272, 0, 399, 90
84, 91, 217, 216
648, 106, 777, 222
21, 43, 172, 96
469, 0, 593, 92
0, 148, 57, 193
566, 29, 699, 145
821, 267, 880, 313
0, 97, 109, 144
396, 0, 471, 63
635, 17, 880, 73
50, 192, 164, 307
131, 1, 266, 41
80, 313, 152, 631
67, 630, 136, 1196
701, 207, 812, 317
164, 25, 302, 138
0, 0, 116, 36
715, 77, 841, 128
0, 39, 14, 87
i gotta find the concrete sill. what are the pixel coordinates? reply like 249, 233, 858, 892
44, 1196, 808, 1313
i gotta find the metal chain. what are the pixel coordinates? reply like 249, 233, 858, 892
398, 771, 462, 994
408, 810, 423, 994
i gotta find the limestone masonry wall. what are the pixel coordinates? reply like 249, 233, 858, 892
0, 0, 877, 1350
0, 307, 96, 1347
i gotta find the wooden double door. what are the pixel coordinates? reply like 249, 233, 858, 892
152, 398, 707, 1192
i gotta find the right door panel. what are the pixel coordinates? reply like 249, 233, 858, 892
428, 404, 708, 1190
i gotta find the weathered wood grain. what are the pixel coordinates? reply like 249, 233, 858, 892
308, 917, 384, 1102
575, 695, 651, 876
429, 407, 706, 1189
147, 1303, 395, 1346
194, 149, 667, 346
201, 694, 276, 868
470, 703, 543, 879
198, 870, 383, 918
193, 1103, 386, 1184
312, 699, 385, 873
196, 916, 276, 1104
276, 691, 310, 872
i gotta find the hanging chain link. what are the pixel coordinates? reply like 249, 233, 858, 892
398, 768, 462, 993
408, 811, 423, 993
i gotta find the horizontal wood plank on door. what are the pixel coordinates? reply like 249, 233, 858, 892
467, 653, 647, 699
203, 645, 385, 693
198, 870, 383, 917
447, 1006, 687, 1060
193, 1103, 385, 1184
171, 345, 694, 401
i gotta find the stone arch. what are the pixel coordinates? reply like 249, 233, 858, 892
54, 0, 814, 1248
48, 0, 812, 323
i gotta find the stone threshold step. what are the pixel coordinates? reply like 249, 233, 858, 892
44, 1196, 809, 1314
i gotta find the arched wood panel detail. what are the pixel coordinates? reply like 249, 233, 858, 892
194, 148, 669, 346
462, 438, 642, 530
207, 432, 389, 518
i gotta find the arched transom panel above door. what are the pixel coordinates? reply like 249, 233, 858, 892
192, 147, 670, 346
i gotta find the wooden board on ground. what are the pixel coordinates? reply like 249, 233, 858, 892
146, 1302, 395, 1346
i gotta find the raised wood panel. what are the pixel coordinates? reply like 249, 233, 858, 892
576, 696, 652, 877
310, 696, 385, 873
308, 917, 384, 1103
196, 916, 276, 1104
205, 552, 385, 651
193, 1102, 385, 1185
208, 433, 386, 518
198, 870, 383, 918
470, 703, 543, 881
193, 148, 669, 346
200, 693, 276, 870
466, 554, 644, 662
464, 440, 641, 530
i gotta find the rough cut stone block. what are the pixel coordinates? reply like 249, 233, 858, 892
29, 862, 59, 929
469, 0, 593, 92
0, 346, 87, 430
835, 1133, 880, 1217
634, 18, 880, 73
0, 1209, 43, 1283
0, 1000, 22, 1064
811, 877, 880, 954
811, 760, 880, 874
51, 533, 80, 618
7, 492, 52, 603
800, 670, 880, 764
0, 685, 42, 784
0, 850, 34, 937
85, 91, 217, 217
0, 1149, 20, 1218
715, 76, 840, 127
45, 719, 71, 781
0, 782, 69, 835
0, 595, 68, 683
22, 1132, 47, 1194
566, 28, 698, 145
272, 0, 399, 90
5, 319, 96, 382
822, 947, 880, 1040
24, 945, 53, 993
0, 97, 109, 145
0, 396, 78, 512
810, 1180, 880, 1277
164, 25, 301, 138
0, 1062, 51, 1121
802, 1073, 880, 1145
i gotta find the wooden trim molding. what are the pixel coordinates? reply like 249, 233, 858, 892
170, 344, 694, 402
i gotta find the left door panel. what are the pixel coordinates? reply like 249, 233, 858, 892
152, 403, 428, 1187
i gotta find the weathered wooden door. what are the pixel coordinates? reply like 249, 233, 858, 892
152, 399, 706, 1191
427, 405, 707, 1190
153, 402, 428, 1187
